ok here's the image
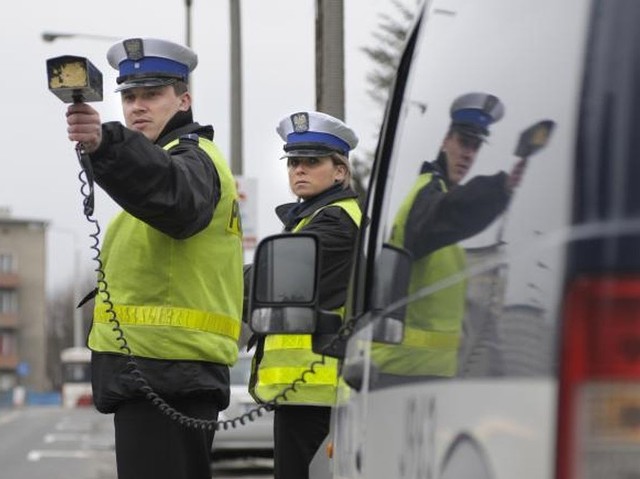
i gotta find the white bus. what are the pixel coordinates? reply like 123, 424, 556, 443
60, 347, 92, 408
247, 1, 640, 478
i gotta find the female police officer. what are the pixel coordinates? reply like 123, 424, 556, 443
249, 111, 362, 479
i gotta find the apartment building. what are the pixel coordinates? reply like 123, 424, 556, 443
0, 207, 48, 392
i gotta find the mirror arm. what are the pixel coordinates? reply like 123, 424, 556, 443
311, 310, 346, 358
315, 310, 342, 334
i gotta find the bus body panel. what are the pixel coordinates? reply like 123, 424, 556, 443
339, 373, 555, 479
333, 0, 593, 477
249, 0, 640, 477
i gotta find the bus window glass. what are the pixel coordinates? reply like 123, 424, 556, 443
364, 0, 590, 386
63, 362, 91, 383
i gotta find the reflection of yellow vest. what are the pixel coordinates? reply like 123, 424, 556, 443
88, 137, 243, 366
372, 173, 465, 377
251, 198, 361, 406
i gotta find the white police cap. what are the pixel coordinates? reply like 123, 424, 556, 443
277, 111, 359, 159
107, 38, 198, 92
449, 92, 505, 138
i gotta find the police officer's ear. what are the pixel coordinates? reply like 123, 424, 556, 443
334, 163, 347, 183
177, 91, 192, 112
171, 81, 192, 111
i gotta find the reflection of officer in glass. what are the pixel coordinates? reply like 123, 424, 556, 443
373, 92, 524, 383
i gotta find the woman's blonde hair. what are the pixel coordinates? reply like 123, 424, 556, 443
331, 153, 352, 189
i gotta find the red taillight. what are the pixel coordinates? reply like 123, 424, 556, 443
76, 393, 93, 407
558, 277, 640, 479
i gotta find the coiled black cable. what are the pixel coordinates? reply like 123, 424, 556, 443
75, 147, 356, 430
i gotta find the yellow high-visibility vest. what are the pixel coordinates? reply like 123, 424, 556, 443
88, 136, 243, 366
251, 197, 361, 406
372, 173, 465, 377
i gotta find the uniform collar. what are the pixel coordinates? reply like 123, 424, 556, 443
420, 151, 451, 186
276, 185, 358, 229
156, 109, 215, 146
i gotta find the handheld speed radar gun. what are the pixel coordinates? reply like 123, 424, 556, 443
46, 56, 103, 215
46, 55, 103, 104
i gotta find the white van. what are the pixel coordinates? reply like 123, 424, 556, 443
248, 1, 640, 478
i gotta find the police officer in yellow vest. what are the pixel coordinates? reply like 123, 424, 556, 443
65, 38, 243, 479
249, 111, 361, 479
372, 92, 525, 385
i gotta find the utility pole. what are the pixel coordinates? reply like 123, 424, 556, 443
315, 0, 345, 119
184, 0, 193, 92
185, 0, 193, 47
184, 1, 242, 175
229, 0, 244, 176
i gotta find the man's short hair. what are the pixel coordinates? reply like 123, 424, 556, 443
172, 80, 188, 96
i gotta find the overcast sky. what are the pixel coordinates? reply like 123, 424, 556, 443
0, 0, 407, 293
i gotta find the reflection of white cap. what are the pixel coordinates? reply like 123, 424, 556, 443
449, 92, 505, 138
107, 38, 198, 92
277, 111, 359, 158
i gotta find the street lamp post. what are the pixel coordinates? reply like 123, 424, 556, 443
41, 32, 121, 43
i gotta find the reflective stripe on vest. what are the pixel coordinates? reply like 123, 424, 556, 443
371, 173, 466, 377
402, 327, 460, 349
251, 197, 361, 405
88, 136, 243, 365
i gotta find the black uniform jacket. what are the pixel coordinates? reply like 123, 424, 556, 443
276, 184, 361, 311
404, 153, 512, 259
87, 109, 231, 413
247, 185, 361, 394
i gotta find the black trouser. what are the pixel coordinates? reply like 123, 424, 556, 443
114, 397, 218, 479
274, 405, 331, 479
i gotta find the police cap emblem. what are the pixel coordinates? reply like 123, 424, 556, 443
291, 112, 309, 133
482, 94, 500, 115
123, 38, 144, 61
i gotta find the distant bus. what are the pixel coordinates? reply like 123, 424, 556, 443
60, 347, 92, 408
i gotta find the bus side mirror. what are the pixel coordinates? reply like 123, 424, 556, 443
249, 233, 321, 334
370, 243, 413, 344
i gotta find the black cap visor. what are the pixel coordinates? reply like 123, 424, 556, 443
115, 74, 181, 92
280, 142, 345, 159
451, 122, 489, 139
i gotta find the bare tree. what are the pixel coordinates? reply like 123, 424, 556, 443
46, 286, 74, 389
362, 0, 418, 107
351, 0, 419, 201
45, 277, 95, 390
